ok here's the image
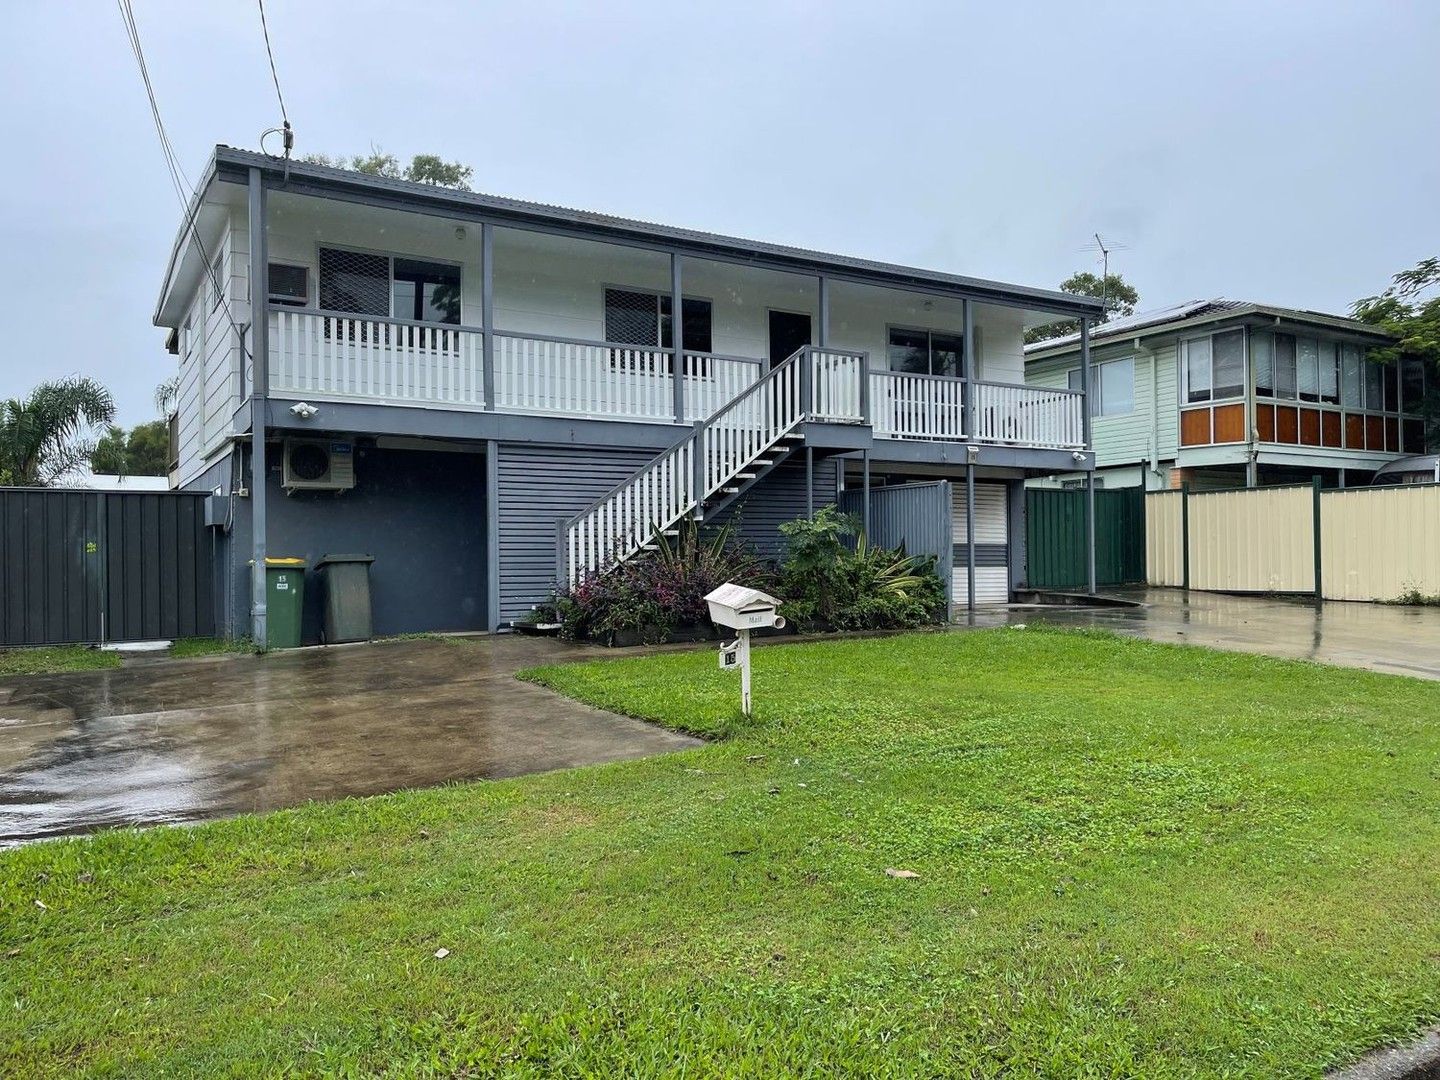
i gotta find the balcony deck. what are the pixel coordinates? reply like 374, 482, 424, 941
267, 309, 1085, 451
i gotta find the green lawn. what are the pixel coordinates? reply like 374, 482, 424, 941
4, 629, 1439, 1077
0, 645, 118, 677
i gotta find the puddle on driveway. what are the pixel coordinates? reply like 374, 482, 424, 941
0, 637, 698, 845
957, 587, 1440, 681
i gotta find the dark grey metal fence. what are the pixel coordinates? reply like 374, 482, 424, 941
0, 488, 214, 647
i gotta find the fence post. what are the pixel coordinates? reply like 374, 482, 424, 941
1180, 482, 1191, 592
1312, 475, 1323, 601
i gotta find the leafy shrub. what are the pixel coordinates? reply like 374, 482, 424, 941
555, 519, 775, 644
777, 506, 946, 632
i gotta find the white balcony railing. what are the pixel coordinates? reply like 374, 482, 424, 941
869, 372, 1083, 448
972, 381, 1084, 449
266, 311, 1084, 449
269, 310, 486, 408
871, 370, 966, 441
268, 311, 762, 421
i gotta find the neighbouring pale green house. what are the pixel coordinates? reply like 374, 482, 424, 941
1024, 299, 1420, 490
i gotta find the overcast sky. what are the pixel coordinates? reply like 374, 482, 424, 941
3, 1, 1437, 425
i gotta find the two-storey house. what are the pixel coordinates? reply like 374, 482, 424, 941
1024, 300, 1416, 491
156, 147, 1103, 644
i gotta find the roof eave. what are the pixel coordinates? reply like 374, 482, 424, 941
1025, 304, 1396, 361
213, 146, 1105, 320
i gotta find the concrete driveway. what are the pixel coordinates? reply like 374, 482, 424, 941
0, 636, 699, 845
975, 587, 1440, 681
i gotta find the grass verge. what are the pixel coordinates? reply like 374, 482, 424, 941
3, 628, 1439, 1076
0, 646, 119, 677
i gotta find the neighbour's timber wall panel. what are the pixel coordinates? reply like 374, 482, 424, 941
0, 488, 214, 646
1187, 486, 1314, 594
1321, 485, 1440, 601
494, 443, 658, 624
1146, 490, 1185, 587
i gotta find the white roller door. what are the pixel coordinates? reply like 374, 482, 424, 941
952, 483, 1010, 606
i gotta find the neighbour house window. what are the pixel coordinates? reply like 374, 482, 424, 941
1296, 336, 1319, 402
267, 263, 309, 308
886, 328, 964, 378
317, 246, 462, 324
1068, 357, 1135, 417
602, 287, 714, 355
1182, 337, 1212, 402
1341, 343, 1362, 407
210, 253, 224, 311
1275, 334, 1297, 399
1181, 330, 1244, 403
1402, 358, 1426, 414
1318, 340, 1339, 405
1253, 333, 1273, 396
1366, 361, 1384, 411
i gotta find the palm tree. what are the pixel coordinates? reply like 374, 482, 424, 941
0, 377, 116, 486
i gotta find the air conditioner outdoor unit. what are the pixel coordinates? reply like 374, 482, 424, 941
282, 438, 356, 493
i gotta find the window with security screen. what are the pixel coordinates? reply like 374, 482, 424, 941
319, 248, 389, 317
604, 287, 712, 371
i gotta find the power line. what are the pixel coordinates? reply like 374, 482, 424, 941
256, 0, 290, 131
115, 0, 252, 365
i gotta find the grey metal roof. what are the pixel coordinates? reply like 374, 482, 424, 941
205, 145, 1105, 319
1025, 297, 1394, 357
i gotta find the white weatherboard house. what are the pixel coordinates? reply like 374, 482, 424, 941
1024, 300, 1418, 491
156, 147, 1104, 644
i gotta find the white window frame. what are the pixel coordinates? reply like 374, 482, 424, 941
1069, 355, 1135, 418
1179, 329, 1246, 405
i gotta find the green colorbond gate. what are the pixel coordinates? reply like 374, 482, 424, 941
1025, 487, 1146, 589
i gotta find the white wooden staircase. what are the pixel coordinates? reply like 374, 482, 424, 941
560, 346, 867, 586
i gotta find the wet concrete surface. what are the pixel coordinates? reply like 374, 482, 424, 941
963, 587, 1440, 681
0, 636, 700, 845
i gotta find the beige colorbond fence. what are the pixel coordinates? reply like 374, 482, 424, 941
1145, 482, 1440, 602
1146, 490, 1185, 587
1321, 485, 1440, 601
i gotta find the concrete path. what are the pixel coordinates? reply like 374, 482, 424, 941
965, 587, 1440, 681
0, 636, 699, 845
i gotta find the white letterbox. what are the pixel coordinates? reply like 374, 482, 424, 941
704, 583, 786, 631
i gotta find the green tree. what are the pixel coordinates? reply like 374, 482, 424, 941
1024, 271, 1141, 345
90, 419, 170, 477
302, 149, 473, 190
0, 377, 115, 486
1352, 257, 1440, 447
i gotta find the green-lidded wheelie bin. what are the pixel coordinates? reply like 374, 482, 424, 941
315, 554, 375, 644
254, 557, 306, 649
